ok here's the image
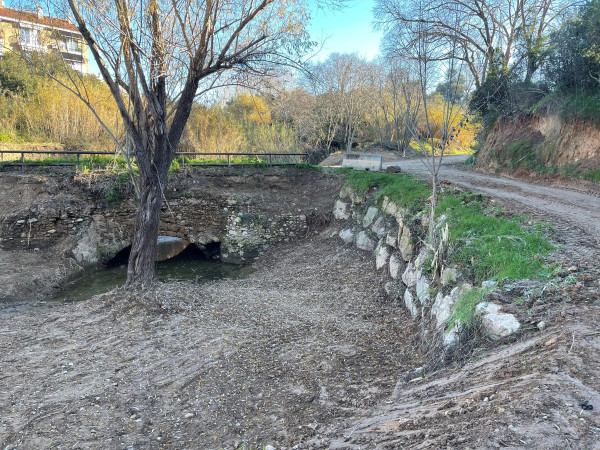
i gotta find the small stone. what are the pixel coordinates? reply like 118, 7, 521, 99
47, 229, 56, 234
568, 265, 578, 273
338, 229, 355, 244
376, 244, 391, 270
371, 216, 387, 238
264, 445, 276, 450
76, 218, 84, 223
184, 413, 194, 419
482, 280, 498, 290
537, 321, 546, 330
27, 218, 38, 223
16, 220, 25, 224
483, 397, 489, 402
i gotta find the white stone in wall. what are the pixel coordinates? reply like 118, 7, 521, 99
482, 280, 498, 291
333, 200, 350, 220
355, 231, 376, 251
398, 225, 413, 261
402, 262, 418, 288
362, 207, 379, 228
385, 229, 397, 248
404, 289, 418, 318
414, 247, 430, 271
339, 229, 355, 244
389, 253, 404, 279
431, 292, 455, 328
475, 302, 521, 340
371, 216, 388, 238
381, 196, 399, 216
376, 244, 391, 270
444, 327, 459, 347
416, 271, 431, 306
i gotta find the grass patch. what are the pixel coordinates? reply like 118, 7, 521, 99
437, 193, 554, 284
448, 287, 491, 329
341, 170, 430, 212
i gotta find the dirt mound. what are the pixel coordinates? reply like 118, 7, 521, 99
478, 113, 600, 172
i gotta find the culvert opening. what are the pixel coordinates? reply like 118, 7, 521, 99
106, 245, 131, 268
54, 239, 252, 304
106, 239, 222, 268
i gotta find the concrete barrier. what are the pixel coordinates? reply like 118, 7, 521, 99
341, 153, 383, 171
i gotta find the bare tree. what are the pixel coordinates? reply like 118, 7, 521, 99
374, 0, 579, 88
26, 0, 342, 286
381, 0, 472, 283
307, 53, 376, 153
372, 58, 422, 156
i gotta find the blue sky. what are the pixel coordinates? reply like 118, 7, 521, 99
308, 0, 382, 61
84, 1, 382, 75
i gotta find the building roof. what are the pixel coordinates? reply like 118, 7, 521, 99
0, 6, 79, 32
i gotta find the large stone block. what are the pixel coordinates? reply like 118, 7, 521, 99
355, 231, 376, 252
404, 289, 418, 318
333, 200, 350, 220
376, 243, 391, 270
475, 302, 521, 340
362, 207, 379, 228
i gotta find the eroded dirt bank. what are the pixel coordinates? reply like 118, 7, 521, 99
0, 167, 342, 304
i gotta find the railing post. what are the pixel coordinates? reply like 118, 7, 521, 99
269, 154, 272, 166
21, 152, 24, 170
77, 152, 81, 166
181, 153, 185, 167
227, 154, 230, 167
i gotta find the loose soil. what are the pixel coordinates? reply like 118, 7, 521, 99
1, 165, 600, 448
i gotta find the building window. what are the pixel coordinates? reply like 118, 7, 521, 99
20, 28, 40, 48
66, 38, 80, 52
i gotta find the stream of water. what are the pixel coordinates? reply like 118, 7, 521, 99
50, 257, 254, 304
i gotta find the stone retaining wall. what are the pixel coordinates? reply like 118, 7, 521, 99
333, 183, 522, 351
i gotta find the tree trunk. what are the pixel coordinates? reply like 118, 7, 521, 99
126, 174, 163, 287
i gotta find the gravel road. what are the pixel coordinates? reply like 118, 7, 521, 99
388, 156, 600, 266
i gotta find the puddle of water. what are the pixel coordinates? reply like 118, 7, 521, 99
50, 258, 254, 304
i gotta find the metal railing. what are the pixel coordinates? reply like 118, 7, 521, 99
0, 150, 308, 169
